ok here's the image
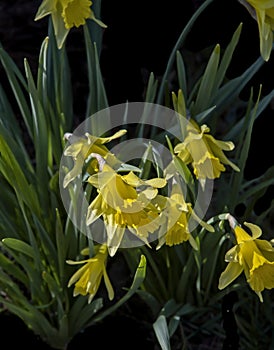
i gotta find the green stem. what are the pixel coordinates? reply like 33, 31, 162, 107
156, 0, 215, 104
140, 246, 169, 301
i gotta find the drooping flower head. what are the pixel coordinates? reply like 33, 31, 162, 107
86, 159, 166, 256
239, 0, 274, 61
63, 129, 127, 188
155, 181, 214, 250
35, 0, 107, 48
67, 244, 114, 303
174, 119, 240, 180
218, 214, 274, 302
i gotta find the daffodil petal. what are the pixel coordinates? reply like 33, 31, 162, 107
51, 9, 70, 49
35, 0, 56, 20
87, 129, 127, 145
218, 262, 243, 290
67, 263, 90, 287
248, 251, 274, 292
103, 267, 114, 300
244, 222, 262, 239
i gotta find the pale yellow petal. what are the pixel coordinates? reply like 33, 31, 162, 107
103, 267, 114, 300
218, 262, 243, 289
35, 0, 56, 21
244, 222, 262, 239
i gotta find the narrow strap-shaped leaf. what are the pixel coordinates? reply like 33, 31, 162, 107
0, 136, 40, 215
84, 25, 109, 121
229, 87, 262, 210
68, 295, 103, 335
32, 214, 58, 273
89, 255, 147, 325
156, 0, 215, 104
0, 82, 22, 138
192, 44, 220, 116
145, 72, 158, 103
0, 252, 28, 286
2, 238, 35, 258
213, 56, 264, 115
176, 51, 187, 97
86, 0, 104, 55
214, 23, 243, 92
24, 59, 50, 211
226, 87, 274, 140
0, 47, 33, 137
153, 315, 171, 350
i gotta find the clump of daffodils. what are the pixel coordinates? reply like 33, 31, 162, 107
86, 158, 166, 256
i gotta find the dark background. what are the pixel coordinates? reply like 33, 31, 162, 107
0, 0, 273, 348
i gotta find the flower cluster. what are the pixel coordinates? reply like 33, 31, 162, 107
63, 102, 239, 299
37, 0, 274, 308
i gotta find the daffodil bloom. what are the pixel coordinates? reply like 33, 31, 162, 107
155, 182, 214, 250
239, 0, 274, 61
35, 0, 107, 48
86, 162, 166, 256
66, 244, 114, 303
63, 129, 127, 188
174, 120, 240, 180
218, 215, 274, 302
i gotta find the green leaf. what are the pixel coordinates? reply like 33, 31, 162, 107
168, 315, 181, 337
192, 44, 220, 116
0, 252, 28, 286
24, 59, 49, 204
68, 295, 103, 335
83, 25, 109, 121
153, 315, 171, 350
213, 56, 264, 116
214, 22, 243, 91
0, 47, 33, 137
229, 86, 262, 210
176, 51, 187, 97
156, 0, 215, 104
71, 298, 104, 336
2, 238, 35, 258
226, 87, 274, 140
145, 72, 158, 103
0, 83, 23, 140
0, 135, 40, 215
90, 254, 147, 325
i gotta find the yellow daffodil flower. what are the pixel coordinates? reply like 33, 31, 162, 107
156, 182, 214, 249
239, 0, 274, 61
63, 129, 127, 188
174, 120, 240, 180
218, 215, 274, 302
35, 0, 107, 48
66, 244, 114, 303
86, 160, 166, 256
